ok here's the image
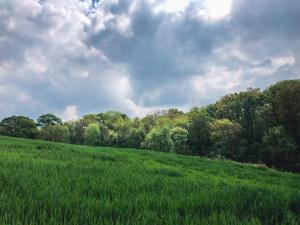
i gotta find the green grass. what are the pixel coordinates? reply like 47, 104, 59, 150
0, 136, 299, 225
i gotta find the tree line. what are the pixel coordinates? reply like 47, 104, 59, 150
1, 80, 299, 172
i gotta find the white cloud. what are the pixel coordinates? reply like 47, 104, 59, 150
203, 0, 232, 20
250, 56, 294, 76
188, 66, 243, 103
18, 93, 32, 104
98, 69, 153, 117
24, 48, 48, 74
62, 105, 79, 121
154, 0, 190, 13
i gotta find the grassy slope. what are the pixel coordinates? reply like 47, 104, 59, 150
0, 136, 299, 225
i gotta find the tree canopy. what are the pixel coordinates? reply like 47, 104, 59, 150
1, 80, 300, 172
37, 114, 62, 128
0, 116, 38, 139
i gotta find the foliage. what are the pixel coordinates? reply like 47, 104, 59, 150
187, 108, 212, 155
209, 119, 242, 159
142, 126, 173, 152
264, 80, 300, 148
169, 127, 188, 153
99, 111, 129, 129
211, 88, 264, 145
84, 123, 100, 146
65, 120, 84, 144
98, 124, 109, 146
262, 126, 297, 169
39, 125, 70, 143
65, 114, 101, 145
141, 114, 158, 133
106, 130, 118, 147
127, 128, 145, 148
37, 114, 62, 127
0, 116, 38, 139
164, 108, 184, 119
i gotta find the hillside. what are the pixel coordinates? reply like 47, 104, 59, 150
0, 135, 299, 225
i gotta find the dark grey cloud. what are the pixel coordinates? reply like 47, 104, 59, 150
232, 0, 300, 40
87, 0, 233, 106
231, 0, 300, 58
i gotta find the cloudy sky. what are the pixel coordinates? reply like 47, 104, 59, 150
0, 0, 299, 120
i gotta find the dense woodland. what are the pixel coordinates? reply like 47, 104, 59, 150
1, 80, 299, 172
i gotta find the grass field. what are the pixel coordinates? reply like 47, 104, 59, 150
0, 135, 299, 225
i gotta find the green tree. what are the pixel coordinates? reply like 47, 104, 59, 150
127, 128, 145, 148
262, 126, 297, 169
187, 108, 212, 155
209, 119, 242, 159
264, 80, 300, 149
37, 114, 62, 128
82, 114, 101, 124
142, 126, 173, 152
113, 119, 131, 147
211, 88, 263, 145
107, 130, 118, 147
169, 127, 188, 153
51, 125, 70, 143
84, 123, 100, 146
65, 121, 82, 144
39, 125, 70, 143
99, 111, 128, 130
164, 108, 184, 119
0, 116, 38, 139
98, 124, 109, 146
65, 114, 101, 145
141, 114, 158, 133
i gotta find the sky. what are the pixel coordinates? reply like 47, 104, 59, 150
0, 0, 299, 120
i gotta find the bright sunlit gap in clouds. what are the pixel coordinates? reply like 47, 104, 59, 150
156, 0, 232, 20
155, 0, 190, 13
203, 0, 232, 19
